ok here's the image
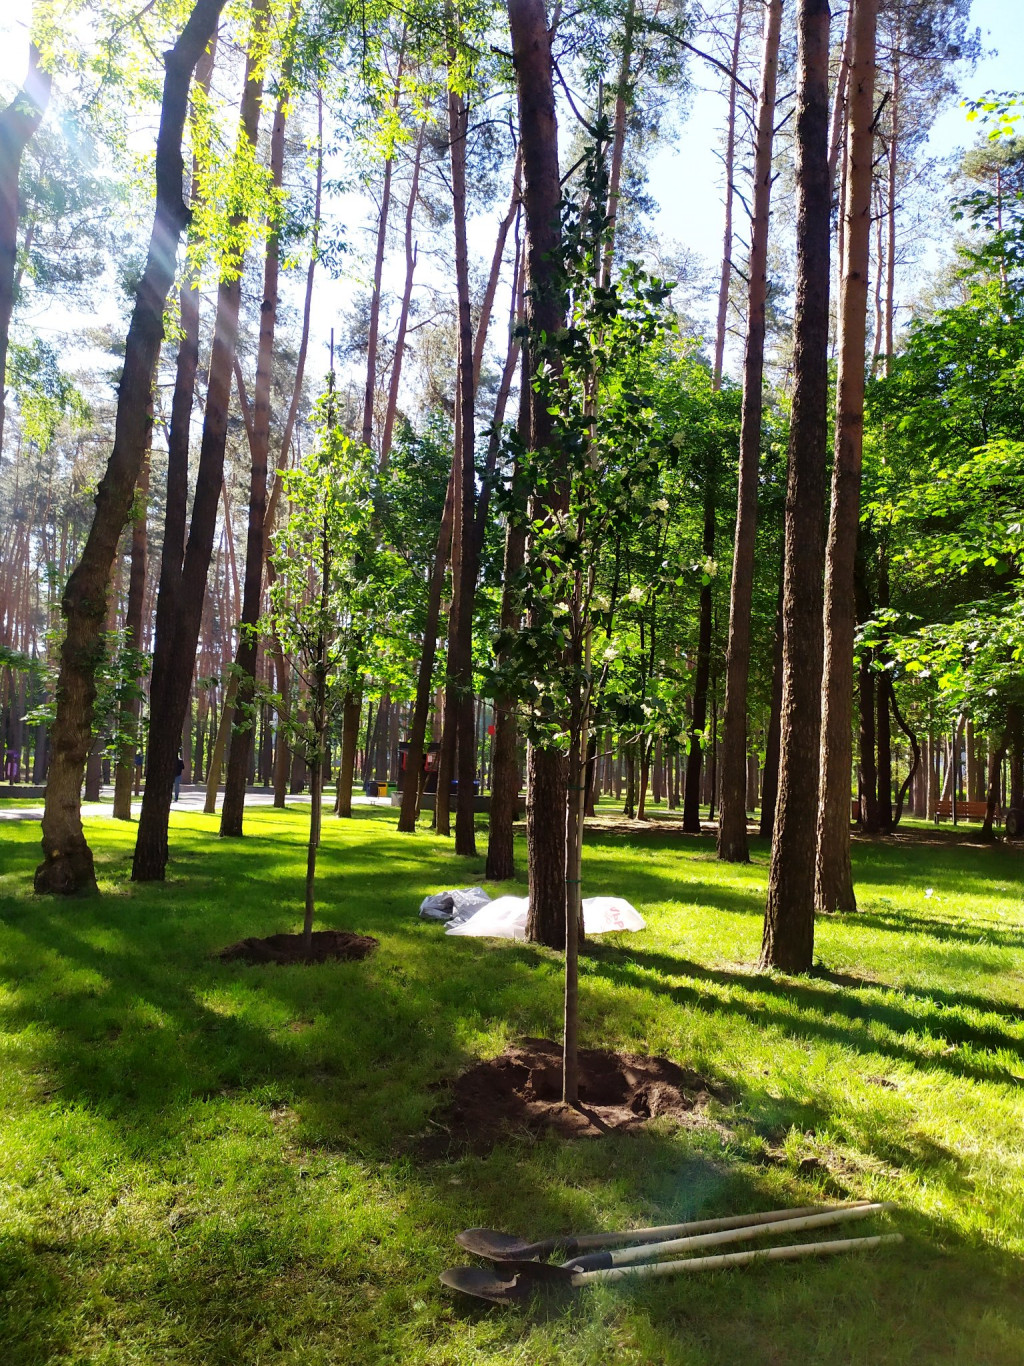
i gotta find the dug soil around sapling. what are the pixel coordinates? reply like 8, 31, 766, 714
217, 930, 379, 966
426, 1036, 732, 1153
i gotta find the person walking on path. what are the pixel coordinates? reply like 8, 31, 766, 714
173, 751, 185, 802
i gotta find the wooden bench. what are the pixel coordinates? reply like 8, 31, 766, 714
935, 800, 998, 823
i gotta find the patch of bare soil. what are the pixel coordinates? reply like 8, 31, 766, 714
427, 1037, 731, 1153
217, 931, 378, 966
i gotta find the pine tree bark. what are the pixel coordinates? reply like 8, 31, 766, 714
379, 126, 425, 468
509, 0, 569, 949
760, 0, 831, 972
982, 726, 1010, 839
1007, 703, 1023, 827
815, 0, 876, 913
717, 0, 783, 862
882, 54, 900, 372
220, 53, 292, 838
151, 32, 217, 813
712, 0, 745, 386
133, 0, 267, 882
600, 0, 636, 288
361, 47, 404, 451
0, 38, 52, 461
447, 86, 481, 858
396, 472, 454, 832
874, 544, 893, 831
876, 668, 893, 831
482, 305, 528, 879
265, 89, 323, 811
683, 487, 715, 831
336, 693, 361, 817
35, 0, 225, 894
759, 569, 785, 837
112, 429, 152, 819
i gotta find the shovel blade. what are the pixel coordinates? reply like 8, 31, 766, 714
440, 1265, 536, 1305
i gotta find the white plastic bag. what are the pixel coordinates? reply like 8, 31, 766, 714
581, 896, 646, 933
419, 886, 491, 922
445, 894, 645, 939
446, 895, 529, 938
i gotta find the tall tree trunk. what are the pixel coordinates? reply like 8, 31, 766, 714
302, 510, 332, 954
220, 45, 294, 837
712, 0, 745, 386
133, 0, 267, 882
35, 0, 225, 895
484, 355, 530, 881
717, 0, 783, 863
0, 37, 52, 462
683, 487, 715, 831
447, 85, 481, 858
882, 52, 899, 372
874, 545, 892, 830
759, 554, 786, 838
112, 423, 152, 819
472, 148, 523, 381
379, 125, 425, 468
361, 46, 404, 452
982, 726, 1010, 839
760, 0, 831, 973
509, 0, 569, 950
815, 0, 876, 913
876, 669, 893, 831
272, 643, 290, 806
336, 693, 360, 817
856, 649, 879, 829
396, 473, 455, 832
1006, 703, 1023, 828
600, 0, 636, 287
265, 89, 323, 811
827, 1, 854, 186
890, 686, 918, 826
147, 31, 218, 815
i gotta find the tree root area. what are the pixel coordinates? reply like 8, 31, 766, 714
216, 931, 379, 966
428, 1037, 729, 1152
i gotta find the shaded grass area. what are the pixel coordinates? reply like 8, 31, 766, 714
0, 804, 1022, 1364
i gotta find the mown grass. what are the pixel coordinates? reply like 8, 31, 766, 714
0, 802, 1022, 1365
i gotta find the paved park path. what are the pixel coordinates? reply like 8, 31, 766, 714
0, 789, 393, 823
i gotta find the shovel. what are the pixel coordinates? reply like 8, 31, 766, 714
441, 1232, 904, 1305
481, 1201, 894, 1282
456, 1202, 873, 1262
456, 1199, 870, 1264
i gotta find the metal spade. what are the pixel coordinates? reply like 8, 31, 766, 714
456, 1199, 869, 1264
441, 1232, 903, 1305
483, 1202, 893, 1282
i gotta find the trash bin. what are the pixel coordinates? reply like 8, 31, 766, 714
376, 782, 388, 797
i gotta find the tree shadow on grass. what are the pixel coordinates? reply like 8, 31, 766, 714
812, 967, 1024, 1026
584, 944, 1024, 1087
836, 905, 1024, 954
4, 1127, 1021, 1366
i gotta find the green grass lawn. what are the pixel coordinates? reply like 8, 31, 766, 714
0, 803, 1022, 1365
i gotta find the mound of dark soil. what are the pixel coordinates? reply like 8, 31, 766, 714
428, 1037, 730, 1152
217, 931, 378, 966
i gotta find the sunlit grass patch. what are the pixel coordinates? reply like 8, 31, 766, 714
0, 806, 1021, 1363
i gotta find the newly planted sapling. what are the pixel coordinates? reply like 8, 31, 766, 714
493, 130, 677, 1100
262, 381, 377, 955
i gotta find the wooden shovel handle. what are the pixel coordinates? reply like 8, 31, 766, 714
576, 1233, 903, 1285
563, 1200, 871, 1254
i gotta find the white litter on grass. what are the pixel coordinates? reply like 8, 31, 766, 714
443, 892, 645, 940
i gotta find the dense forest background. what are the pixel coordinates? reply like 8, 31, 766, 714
1, 0, 1021, 972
